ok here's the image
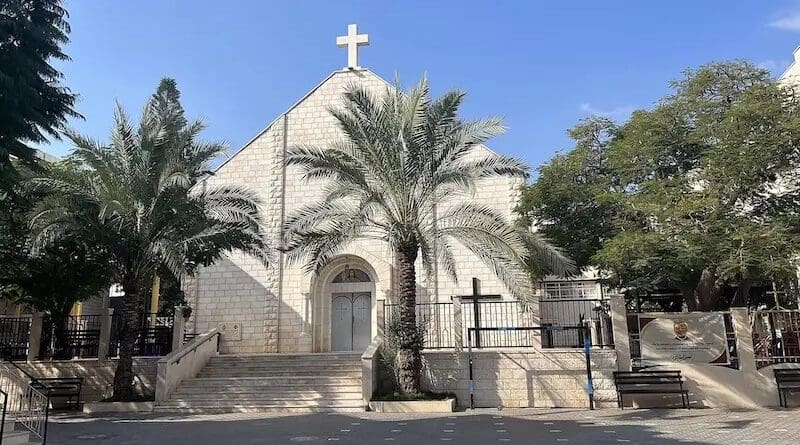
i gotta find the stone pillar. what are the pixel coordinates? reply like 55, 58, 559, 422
98, 308, 114, 360
299, 293, 312, 352
452, 296, 463, 351
730, 307, 756, 373
376, 299, 385, 341
609, 294, 631, 371
172, 306, 186, 351
27, 312, 44, 362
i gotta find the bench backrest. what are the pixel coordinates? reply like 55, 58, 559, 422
774, 369, 800, 383
614, 371, 683, 386
32, 377, 83, 393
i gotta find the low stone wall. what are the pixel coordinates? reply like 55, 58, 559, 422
1, 358, 158, 402
630, 362, 800, 409
421, 349, 617, 408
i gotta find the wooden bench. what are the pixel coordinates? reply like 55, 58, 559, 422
613, 370, 690, 409
32, 377, 83, 410
775, 369, 800, 408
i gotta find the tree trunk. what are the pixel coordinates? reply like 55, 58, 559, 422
678, 286, 698, 312
112, 277, 144, 401
394, 242, 422, 394
694, 268, 725, 311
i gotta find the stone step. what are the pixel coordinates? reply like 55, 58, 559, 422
202, 363, 362, 370
185, 376, 362, 386
153, 405, 364, 414
172, 387, 361, 400
157, 398, 364, 409
197, 370, 361, 378
173, 385, 362, 395
167, 393, 363, 402
211, 353, 360, 361
162, 353, 366, 414
2, 428, 35, 445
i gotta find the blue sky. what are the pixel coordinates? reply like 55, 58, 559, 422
45, 1, 800, 173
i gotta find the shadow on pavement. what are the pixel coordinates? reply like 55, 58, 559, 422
41, 409, 732, 445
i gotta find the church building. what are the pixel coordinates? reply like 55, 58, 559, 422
183, 24, 603, 356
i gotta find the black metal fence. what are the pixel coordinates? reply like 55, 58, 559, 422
0, 317, 31, 360
384, 298, 611, 350
109, 313, 174, 357
467, 325, 588, 350
39, 315, 102, 359
384, 303, 455, 349
752, 309, 800, 368
540, 298, 613, 348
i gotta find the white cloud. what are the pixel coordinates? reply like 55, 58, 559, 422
757, 59, 791, 73
579, 103, 637, 122
769, 11, 800, 31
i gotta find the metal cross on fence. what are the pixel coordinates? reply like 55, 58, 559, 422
457, 277, 502, 348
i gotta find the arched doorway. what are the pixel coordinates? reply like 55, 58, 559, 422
330, 267, 373, 352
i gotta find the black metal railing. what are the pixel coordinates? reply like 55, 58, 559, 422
109, 313, 174, 357
18, 384, 49, 444
384, 299, 611, 349
752, 309, 800, 368
540, 298, 613, 348
384, 303, 455, 349
0, 360, 50, 444
39, 315, 102, 359
0, 317, 31, 360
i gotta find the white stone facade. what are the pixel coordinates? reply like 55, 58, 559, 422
186, 68, 524, 354
421, 350, 617, 408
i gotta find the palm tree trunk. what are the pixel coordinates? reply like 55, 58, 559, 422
112, 276, 144, 401
395, 242, 422, 394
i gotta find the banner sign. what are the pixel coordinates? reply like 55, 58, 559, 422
638, 312, 730, 366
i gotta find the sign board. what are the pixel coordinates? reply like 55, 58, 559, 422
638, 312, 729, 366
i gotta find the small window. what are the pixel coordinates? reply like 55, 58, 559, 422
333, 268, 371, 283
541, 281, 599, 300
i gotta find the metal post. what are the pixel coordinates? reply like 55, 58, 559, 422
468, 329, 475, 410
583, 320, 595, 410
472, 278, 481, 348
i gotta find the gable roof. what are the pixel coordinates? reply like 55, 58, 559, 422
213, 68, 507, 174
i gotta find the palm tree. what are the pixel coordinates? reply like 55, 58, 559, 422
284, 77, 572, 394
28, 85, 271, 400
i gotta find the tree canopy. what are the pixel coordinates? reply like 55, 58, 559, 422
28, 78, 271, 399
517, 61, 800, 310
0, 0, 79, 192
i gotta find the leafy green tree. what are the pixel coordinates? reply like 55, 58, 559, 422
0, 0, 79, 192
518, 61, 800, 310
0, 162, 113, 357
28, 81, 272, 400
284, 77, 572, 394
516, 117, 619, 270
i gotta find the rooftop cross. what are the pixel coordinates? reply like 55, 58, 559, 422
336, 23, 369, 70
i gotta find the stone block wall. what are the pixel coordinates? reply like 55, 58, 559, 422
421, 349, 617, 408
2, 358, 158, 402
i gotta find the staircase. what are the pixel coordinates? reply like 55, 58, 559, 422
155, 353, 366, 413
2, 418, 38, 445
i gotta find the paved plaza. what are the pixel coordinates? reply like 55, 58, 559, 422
44, 408, 799, 445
